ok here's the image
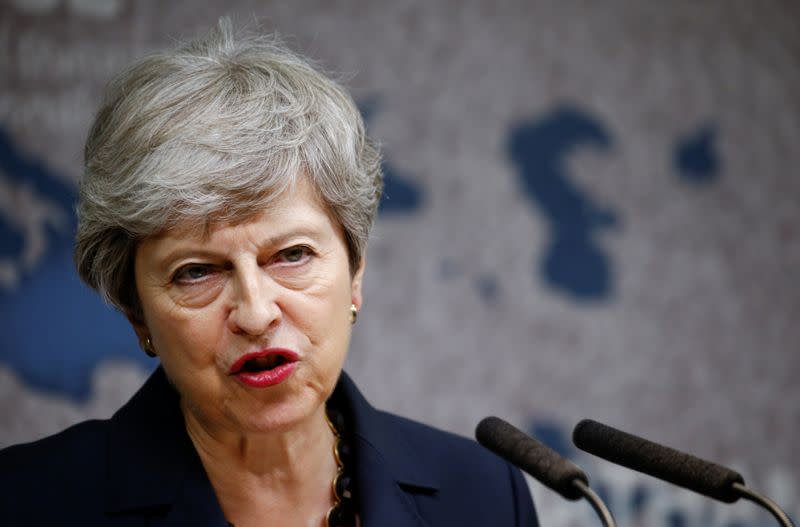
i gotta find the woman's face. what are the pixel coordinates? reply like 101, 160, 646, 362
132, 176, 364, 435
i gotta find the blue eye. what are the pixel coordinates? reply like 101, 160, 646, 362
174, 265, 211, 283
278, 246, 312, 263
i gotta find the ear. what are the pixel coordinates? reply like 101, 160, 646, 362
351, 254, 366, 311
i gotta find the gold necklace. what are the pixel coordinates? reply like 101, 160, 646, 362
325, 405, 356, 526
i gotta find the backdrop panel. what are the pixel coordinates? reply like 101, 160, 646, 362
1, 1, 797, 525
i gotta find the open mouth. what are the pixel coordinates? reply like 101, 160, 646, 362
229, 349, 299, 376
242, 354, 289, 373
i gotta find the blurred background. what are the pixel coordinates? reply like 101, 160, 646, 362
1, 1, 797, 525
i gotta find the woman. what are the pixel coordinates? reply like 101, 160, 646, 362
0, 20, 536, 526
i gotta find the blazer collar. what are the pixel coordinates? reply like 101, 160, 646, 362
103, 368, 438, 527
104, 367, 229, 525
333, 372, 440, 492
332, 372, 439, 527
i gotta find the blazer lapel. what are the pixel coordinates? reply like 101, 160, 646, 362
155, 457, 230, 527
354, 438, 434, 527
333, 373, 439, 527
104, 367, 229, 526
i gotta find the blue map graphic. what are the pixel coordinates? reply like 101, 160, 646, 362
380, 162, 424, 214
508, 106, 619, 301
675, 124, 720, 183
474, 274, 501, 304
0, 127, 150, 401
358, 99, 424, 215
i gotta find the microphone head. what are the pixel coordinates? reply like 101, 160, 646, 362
573, 419, 744, 503
476, 416, 588, 501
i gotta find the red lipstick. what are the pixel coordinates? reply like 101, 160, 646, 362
229, 348, 299, 388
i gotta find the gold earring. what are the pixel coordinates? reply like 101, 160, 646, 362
140, 336, 157, 358
350, 304, 358, 325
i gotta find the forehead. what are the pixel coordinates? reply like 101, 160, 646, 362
156, 175, 336, 243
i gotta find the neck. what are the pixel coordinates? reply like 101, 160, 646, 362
183, 403, 337, 526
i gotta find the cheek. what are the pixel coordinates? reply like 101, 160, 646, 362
291, 289, 351, 355
149, 305, 225, 366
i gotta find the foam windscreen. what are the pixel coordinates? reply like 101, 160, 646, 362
573, 419, 744, 502
476, 416, 588, 500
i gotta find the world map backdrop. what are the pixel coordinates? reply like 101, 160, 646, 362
1, 1, 798, 525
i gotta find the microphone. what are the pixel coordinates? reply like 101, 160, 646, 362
573, 419, 796, 527
476, 416, 616, 527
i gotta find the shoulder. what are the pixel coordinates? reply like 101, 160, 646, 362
372, 409, 506, 476
338, 372, 513, 480
365, 410, 538, 526
370, 409, 526, 483
335, 372, 538, 525
0, 418, 109, 477
0, 419, 110, 518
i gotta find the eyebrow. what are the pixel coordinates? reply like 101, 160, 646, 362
153, 226, 326, 271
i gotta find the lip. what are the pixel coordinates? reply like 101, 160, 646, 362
229, 348, 299, 388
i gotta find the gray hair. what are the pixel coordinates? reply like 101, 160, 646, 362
75, 19, 383, 318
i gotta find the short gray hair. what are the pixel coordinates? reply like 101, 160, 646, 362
75, 19, 383, 317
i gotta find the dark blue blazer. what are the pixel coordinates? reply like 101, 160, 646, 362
0, 368, 537, 526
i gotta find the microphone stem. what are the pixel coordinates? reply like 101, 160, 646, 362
732, 482, 796, 527
572, 479, 617, 527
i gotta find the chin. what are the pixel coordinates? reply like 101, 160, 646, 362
234, 395, 324, 434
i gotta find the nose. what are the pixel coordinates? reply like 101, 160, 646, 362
227, 263, 282, 336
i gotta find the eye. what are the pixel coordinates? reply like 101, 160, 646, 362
276, 245, 313, 264
173, 264, 213, 284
